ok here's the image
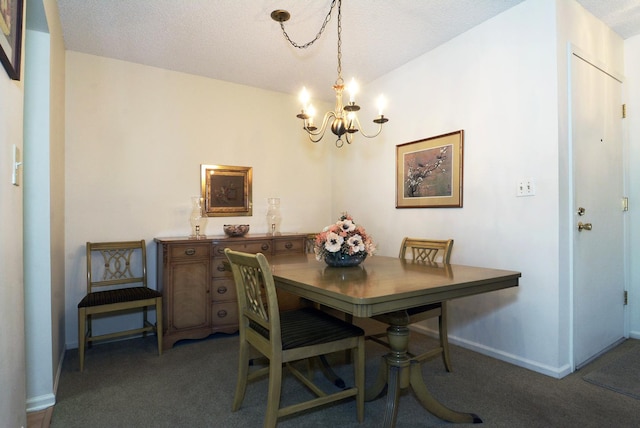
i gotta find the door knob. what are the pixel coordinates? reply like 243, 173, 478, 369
577, 222, 592, 231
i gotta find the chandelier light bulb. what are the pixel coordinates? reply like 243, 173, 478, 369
347, 111, 357, 131
376, 95, 386, 116
307, 104, 316, 126
299, 87, 310, 110
348, 78, 359, 103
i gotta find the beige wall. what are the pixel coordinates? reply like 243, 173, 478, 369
0, 11, 25, 428
64, 52, 334, 344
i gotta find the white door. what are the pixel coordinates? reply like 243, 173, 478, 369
572, 53, 625, 369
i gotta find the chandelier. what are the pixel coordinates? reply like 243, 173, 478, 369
271, 0, 389, 148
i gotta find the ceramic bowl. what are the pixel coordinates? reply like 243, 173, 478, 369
223, 224, 250, 237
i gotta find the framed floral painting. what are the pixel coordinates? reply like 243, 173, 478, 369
0, 0, 24, 80
200, 165, 253, 217
396, 130, 464, 208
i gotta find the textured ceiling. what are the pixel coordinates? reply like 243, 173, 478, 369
56, 0, 640, 101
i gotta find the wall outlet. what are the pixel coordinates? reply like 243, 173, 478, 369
517, 178, 535, 197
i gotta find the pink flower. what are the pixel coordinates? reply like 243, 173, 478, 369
313, 212, 376, 260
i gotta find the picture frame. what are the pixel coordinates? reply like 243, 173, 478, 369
396, 130, 464, 208
201, 165, 253, 217
0, 0, 24, 80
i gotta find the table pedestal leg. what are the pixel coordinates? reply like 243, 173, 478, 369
365, 356, 388, 401
410, 360, 481, 423
366, 310, 481, 427
383, 365, 401, 427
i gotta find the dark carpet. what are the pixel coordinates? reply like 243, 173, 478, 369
51, 334, 640, 427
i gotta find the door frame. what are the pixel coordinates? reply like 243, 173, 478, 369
567, 44, 629, 372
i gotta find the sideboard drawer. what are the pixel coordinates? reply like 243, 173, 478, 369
211, 259, 231, 278
212, 241, 271, 258
273, 237, 304, 254
212, 302, 239, 326
212, 278, 236, 302
169, 243, 210, 260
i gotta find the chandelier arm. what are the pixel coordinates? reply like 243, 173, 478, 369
308, 133, 326, 144
305, 111, 335, 142
345, 133, 353, 145
350, 114, 384, 139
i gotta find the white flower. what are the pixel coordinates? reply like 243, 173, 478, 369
337, 219, 356, 233
324, 232, 344, 253
347, 234, 365, 253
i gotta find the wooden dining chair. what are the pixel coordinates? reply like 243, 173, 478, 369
77, 240, 163, 371
225, 248, 365, 427
369, 238, 454, 372
305, 233, 317, 254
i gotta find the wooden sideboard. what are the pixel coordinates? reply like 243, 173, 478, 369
155, 233, 308, 350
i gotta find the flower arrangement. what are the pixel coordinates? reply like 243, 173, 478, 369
313, 213, 376, 263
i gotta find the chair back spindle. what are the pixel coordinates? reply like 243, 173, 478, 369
399, 238, 453, 264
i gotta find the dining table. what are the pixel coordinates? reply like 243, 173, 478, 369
268, 253, 521, 427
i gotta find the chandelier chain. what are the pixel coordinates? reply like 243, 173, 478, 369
336, 0, 342, 83
278, 0, 338, 50
272, 0, 388, 147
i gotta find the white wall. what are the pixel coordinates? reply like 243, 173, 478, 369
626, 34, 640, 338
64, 52, 334, 346
333, 0, 628, 376
334, 0, 564, 376
555, 0, 625, 369
23, 0, 65, 412
0, 15, 26, 428
24, 27, 55, 411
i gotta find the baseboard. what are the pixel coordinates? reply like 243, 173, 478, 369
53, 345, 66, 396
629, 330, 640, 340
26, 346, 65, 413
410, 324, 572, 379
26, 393, 56, 413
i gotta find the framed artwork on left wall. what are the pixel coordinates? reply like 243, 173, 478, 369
0, 0, 24, 80
201, 164, 253, 217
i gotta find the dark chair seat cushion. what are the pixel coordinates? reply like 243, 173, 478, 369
78, 287, 162, 308
251, 307, 364, 350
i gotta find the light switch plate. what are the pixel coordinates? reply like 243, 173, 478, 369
12, 144, 21, 186
516, 178, 535, 197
